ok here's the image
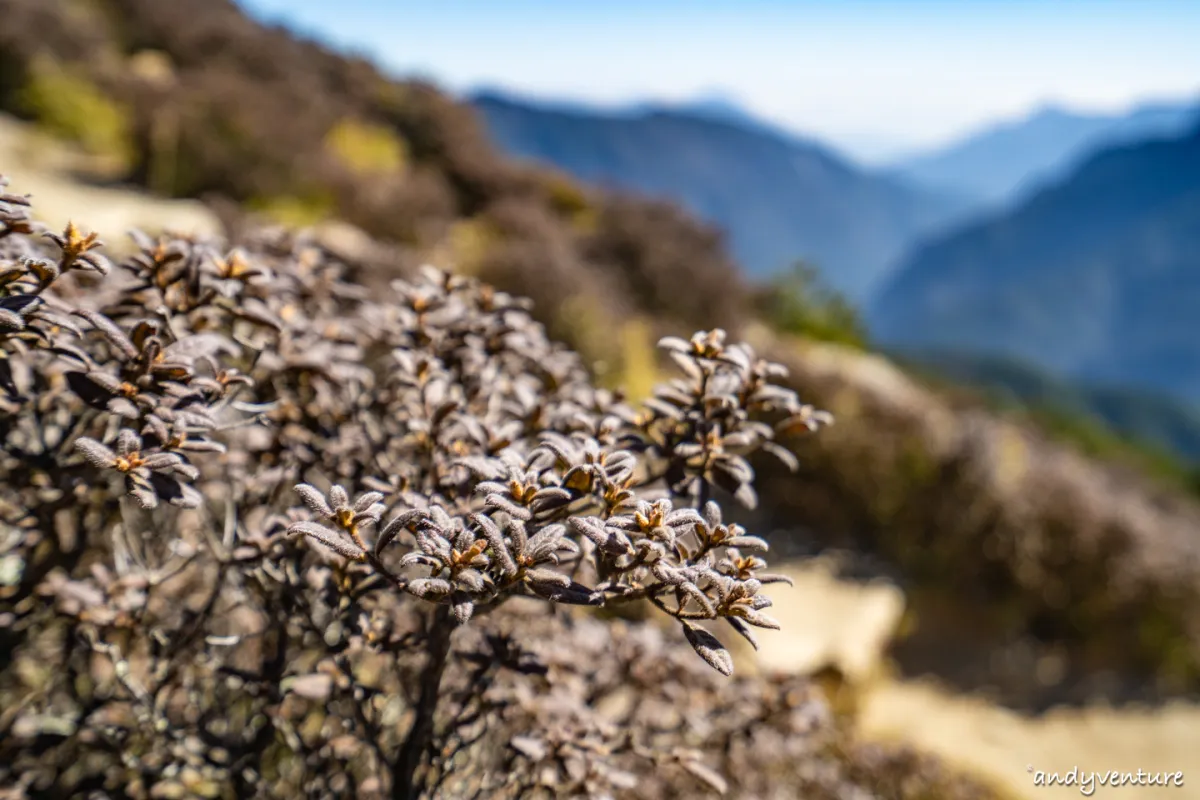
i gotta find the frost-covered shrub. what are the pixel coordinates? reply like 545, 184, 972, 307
0, 176, 886, 799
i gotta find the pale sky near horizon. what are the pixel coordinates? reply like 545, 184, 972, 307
237, 0, 1200, 162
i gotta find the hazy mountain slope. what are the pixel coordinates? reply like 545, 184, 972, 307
891, 348, 1200, 464
870, 123, 1200, 404
629, 91, 769, 131
891, 100, 1199, 208
471, 90, 967, 301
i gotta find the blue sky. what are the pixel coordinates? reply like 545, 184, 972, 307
238, 0, 1200, 161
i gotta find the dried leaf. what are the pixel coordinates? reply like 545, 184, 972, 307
294, 483, 334, 518
682, 759, 729, 795
528, 579, 603, 606
682, 621, 733, 676
287, 521, 364, 561
75, 437, 116, 469
286, 673, 333, 701
724, 616, 759, 651
510, 736, 547, 760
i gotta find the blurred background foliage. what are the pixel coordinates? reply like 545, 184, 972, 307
753, 261, 870, 350
16, 55, 133, 170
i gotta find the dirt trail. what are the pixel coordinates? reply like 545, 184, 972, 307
758, 562, 1200, 799
0, 114, 220, 248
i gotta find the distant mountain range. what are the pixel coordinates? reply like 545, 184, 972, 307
469, 89, 968, 302
631, 91, 770, 130
471, 87, 1200, 435
889, 100, 1200, 209
870, 122, 1200, 406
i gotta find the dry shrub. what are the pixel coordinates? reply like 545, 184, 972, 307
0, 178, 1004, 799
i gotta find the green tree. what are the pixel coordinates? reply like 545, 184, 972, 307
755, 261, 868, 348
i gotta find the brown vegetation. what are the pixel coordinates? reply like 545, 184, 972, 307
749, 332, 1200, 706
0, 178, 1006, 799
3, 0, 1199, 713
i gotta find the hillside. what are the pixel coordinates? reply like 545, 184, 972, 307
891, 100, 1199, 208
0, 0, 747, 360
470, 89, 967, 301
891, 348, 1200, 468
745, 329, 1200, 705
870, 123, 1200, 405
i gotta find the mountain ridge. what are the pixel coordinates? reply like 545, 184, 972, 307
470, 88, 969, 301
871, 121, 1200, 406
889, 97, 1200, 208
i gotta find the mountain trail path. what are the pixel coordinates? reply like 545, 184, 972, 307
0, 114, 220, 249
756, 560, 1200, 799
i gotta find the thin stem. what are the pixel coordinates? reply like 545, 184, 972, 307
392, 603, 457, 800
696, 475, 710, 511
